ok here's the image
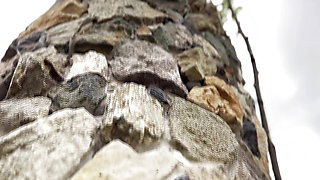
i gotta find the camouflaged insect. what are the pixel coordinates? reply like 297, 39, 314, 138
148, 86, 169, 104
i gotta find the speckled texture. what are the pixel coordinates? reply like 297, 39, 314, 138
0, 108, 100, 180
153, 23, 193, 51
109, 40, 188, 97
0, 0, 271, 179
70, 18, 134, 55
48, 73, 107, 115
176, 47, 217, 81
66, 51, 109, 80
0, 97, 51, 136
6, 46, 68, 99
88, 0, 168, 24
47, 16, 90, 48
187, 76, 244, 132
103, 83, 165, 147
168, 96, 239, 164
71, 140, 184, 180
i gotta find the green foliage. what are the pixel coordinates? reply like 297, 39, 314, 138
217, 0, 242, 25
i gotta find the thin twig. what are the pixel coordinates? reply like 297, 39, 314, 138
226, 1, 282, 179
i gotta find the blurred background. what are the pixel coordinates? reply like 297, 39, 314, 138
214, 0, 320, 179
0, 0, 319, 179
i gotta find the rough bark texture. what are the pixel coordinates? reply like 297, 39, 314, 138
0, 0, 271, 179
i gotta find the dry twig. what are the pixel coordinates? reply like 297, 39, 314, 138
226, 1, 282, 179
